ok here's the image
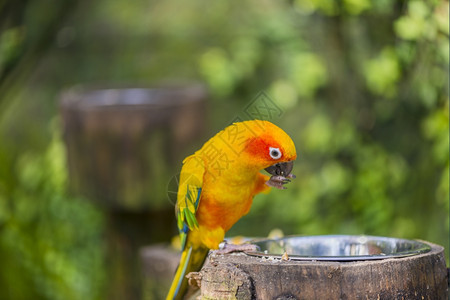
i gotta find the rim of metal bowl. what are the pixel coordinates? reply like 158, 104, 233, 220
244, 235, 432, 261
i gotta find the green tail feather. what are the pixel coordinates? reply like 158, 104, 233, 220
166, 245, 209, 300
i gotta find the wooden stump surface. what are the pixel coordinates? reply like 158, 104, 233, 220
198, 241, 448, 300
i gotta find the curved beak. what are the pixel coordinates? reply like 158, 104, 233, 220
264, 161, 294, 177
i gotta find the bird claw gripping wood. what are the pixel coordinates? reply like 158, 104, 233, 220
213, 241, 260, 255
186, 272, 202, 288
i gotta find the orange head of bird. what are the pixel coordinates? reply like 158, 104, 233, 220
240, 120, 297, 176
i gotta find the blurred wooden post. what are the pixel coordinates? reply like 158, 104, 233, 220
60, 84, 207, 299
140, 245, 180, 300
198, 242, 448, 299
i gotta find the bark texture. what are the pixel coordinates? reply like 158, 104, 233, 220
198, 242, 448, 300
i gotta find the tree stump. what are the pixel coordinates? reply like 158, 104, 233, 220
60, 84, 207, 210
199, 242, 448, 300
140, 245, 180, 300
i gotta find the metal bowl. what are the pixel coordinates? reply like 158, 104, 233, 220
245, 235, 431, 261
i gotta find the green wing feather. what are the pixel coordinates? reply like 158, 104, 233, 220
175, 155, 204, 250
167, 155, 207, 300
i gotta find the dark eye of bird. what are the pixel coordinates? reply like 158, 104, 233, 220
269, 147, 282, 159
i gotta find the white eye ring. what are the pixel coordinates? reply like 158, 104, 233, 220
269, 147, 282, 159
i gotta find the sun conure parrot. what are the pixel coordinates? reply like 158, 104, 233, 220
166, 120, 297, 300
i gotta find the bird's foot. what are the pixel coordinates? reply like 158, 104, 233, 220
265, 173, 296, 190
214, 242, 260, 255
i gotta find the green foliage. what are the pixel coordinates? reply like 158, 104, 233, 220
0, 0, 448, 299
0, 28, 23, 74
364, 47, 401, 97
0, 122, 105, 300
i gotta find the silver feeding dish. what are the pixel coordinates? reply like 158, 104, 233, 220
245, 235, 431, 261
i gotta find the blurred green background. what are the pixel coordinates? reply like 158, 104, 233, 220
0, 0, 448, 299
